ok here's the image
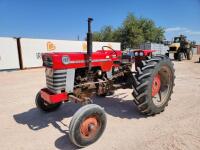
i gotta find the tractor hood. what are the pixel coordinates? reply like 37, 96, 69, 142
169, 43, 180, 48
42, 50, 122, 71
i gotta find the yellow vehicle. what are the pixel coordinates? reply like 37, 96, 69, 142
166, 35, 196, 61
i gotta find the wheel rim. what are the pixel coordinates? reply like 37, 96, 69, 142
80, 116, 100, 139
152, 74, 161, 97
152, 65, 173, 107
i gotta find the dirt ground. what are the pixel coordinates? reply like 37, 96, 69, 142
0, 55, 200, 150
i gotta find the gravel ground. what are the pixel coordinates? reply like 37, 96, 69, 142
0, 55, 200, 150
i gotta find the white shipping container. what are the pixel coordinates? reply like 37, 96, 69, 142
140, 43, 168, 55
20, 38, 121, 68
192, 47, 197, 54
0, 37, 19, 70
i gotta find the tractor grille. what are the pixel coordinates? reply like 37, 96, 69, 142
45, 69, 67, 93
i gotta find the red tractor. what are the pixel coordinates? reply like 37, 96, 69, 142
35, 18, 175, 147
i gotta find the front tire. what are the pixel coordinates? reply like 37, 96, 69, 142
132, 55, 175, 115
35, 91, 62, 112
69, 104, 107, 147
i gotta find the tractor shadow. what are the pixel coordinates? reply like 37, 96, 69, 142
169, 58, 181, 62
13, 102, 80, 149
194, 61, 200, 63
95, 93, 143, 119
13, 92, 144, 149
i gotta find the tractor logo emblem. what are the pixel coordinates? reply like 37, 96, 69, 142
47, 42, 56, 51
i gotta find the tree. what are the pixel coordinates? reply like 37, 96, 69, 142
93, 32, 102, 41
93, 26, 115, 42
120, 13, 144, 49
138, 17, 165, 43
92, 13, 165, 49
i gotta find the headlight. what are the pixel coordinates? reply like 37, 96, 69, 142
62, 56, 70, 64
134, 52, 139, 56
43, 55, 53, 67
139, 52, 144, 56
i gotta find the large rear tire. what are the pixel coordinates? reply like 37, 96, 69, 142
174, 53, 178, 60
35, 91, 62, 112
69, 104, 107, 147
132, 55, 175, 115
186, 49, 193, 60
178, 52, 184, 61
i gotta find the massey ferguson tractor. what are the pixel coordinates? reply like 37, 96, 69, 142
35, 18, 175, 147
166, 35, 196, 61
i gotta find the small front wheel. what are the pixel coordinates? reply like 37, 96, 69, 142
69, 104, 107, 147
35, 91, 62, 112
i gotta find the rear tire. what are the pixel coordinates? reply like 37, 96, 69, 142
131, 55, 175, 115
186, 49, 193, 60
174, 53, 178, 60
35, 91, 62, 112
178, 52, 184, 61
69, 104, 107, 147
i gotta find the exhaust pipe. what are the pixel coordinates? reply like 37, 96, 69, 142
87, 18, 93, 71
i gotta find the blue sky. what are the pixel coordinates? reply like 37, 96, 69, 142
0, 0, 200, 42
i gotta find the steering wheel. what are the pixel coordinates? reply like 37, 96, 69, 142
101, 46, 117, 55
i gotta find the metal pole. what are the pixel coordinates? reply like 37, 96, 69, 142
87, 18, 93, 71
